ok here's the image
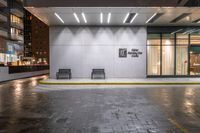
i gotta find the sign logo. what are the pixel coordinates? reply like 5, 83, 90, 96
119, 48, 127, 58
119, 48, 142, 58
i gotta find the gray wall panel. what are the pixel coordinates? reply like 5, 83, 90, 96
50, 26, 147, 78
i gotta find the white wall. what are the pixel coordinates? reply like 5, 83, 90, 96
50, 26, 147, 78
0, 67, 49, 82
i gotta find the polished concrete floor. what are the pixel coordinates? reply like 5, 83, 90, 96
1, 75, 200, 133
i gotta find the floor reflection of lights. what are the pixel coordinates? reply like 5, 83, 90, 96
13, 83, 23, 112
183, 88, 195, 115
31, 79, 38, 86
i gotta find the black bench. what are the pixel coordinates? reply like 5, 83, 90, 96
56, 69, 71, 79
91, 69, 105, 79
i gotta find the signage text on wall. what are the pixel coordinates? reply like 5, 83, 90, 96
119, 48, 142, 58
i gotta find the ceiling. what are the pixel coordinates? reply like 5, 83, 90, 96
24, 0, 189, 7
25, 7, 200, 26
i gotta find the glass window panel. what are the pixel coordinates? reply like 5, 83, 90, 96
190, 46, 200, 75
176, 46, 188, 75
162, 34, 174, 45
176, 34, 189, 45
147, 46, 160, 75
162, 46, 174, 75
147, 34, 160, 45
191, 34, 200, 45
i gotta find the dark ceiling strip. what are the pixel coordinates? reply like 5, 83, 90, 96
125, 13, 136, 23
170, 13, 191, 23
148, 13, 164, 23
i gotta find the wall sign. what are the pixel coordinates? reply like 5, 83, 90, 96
119, 48, 127, 58
119, 48, 142, 58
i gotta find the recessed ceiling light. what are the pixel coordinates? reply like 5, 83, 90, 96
170, 13, 191, 23
130, 13, 138, 23
54, 13, 64, 23
73, 13, 80, 23
100, 13, 103, 24
123, 13, 130, 24
192, 18, 200, 23
146, 13, 157, 23
107, 13, 111, 24
81, 13, 87, 23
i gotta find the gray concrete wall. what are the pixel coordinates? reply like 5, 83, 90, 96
0, 67, 49, 82
50, 26, 147, 78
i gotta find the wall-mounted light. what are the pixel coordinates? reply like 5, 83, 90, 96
54, 13, 64, 23
73, 13, 80, 23
100, 13, 103, 24
107, 13, 111, 24
130, 13, 138, 23
146, 13, 157, 23
81, 13, 87, 23
123, 13, 130, 24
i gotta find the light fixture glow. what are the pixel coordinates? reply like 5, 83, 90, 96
54, 13, 64, 23
81, 13, 87, 23
123, 13, 130, 23
130, 13, 138, 23
107, 13, 111, 24
73, 13, 80, 23
146, 13, 157, 23
100, 13, 103, 24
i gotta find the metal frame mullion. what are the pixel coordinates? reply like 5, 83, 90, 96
174, 33, 176, 76
160, 33, 162, 76
188, 34, 191, 76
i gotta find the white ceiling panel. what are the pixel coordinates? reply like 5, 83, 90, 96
25, 7, 200, 26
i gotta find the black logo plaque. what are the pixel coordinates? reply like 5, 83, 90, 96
119, 48, 127, 58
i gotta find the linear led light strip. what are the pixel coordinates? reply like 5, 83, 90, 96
100, 13, 103, 24
146, 13, 157, 23
81, 13, 87, 23
73, 13, 80, 23
171, 29, 183, 34
54, 13, 64, 23
183, 29, 196, 34
130, 13, 138, 23
107, 13, 111, 24
187, 29, 200, 34
123, 13, 130, 23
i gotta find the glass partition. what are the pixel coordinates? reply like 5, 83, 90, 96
147, 27, 200, 77
176, 33, 188, 75
162, 34, 175, 75
190, 46, 200, 75
191, 34, 200, 45
147, 34, 161, 75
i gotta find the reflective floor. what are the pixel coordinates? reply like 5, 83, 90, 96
1, 75, 200, 133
